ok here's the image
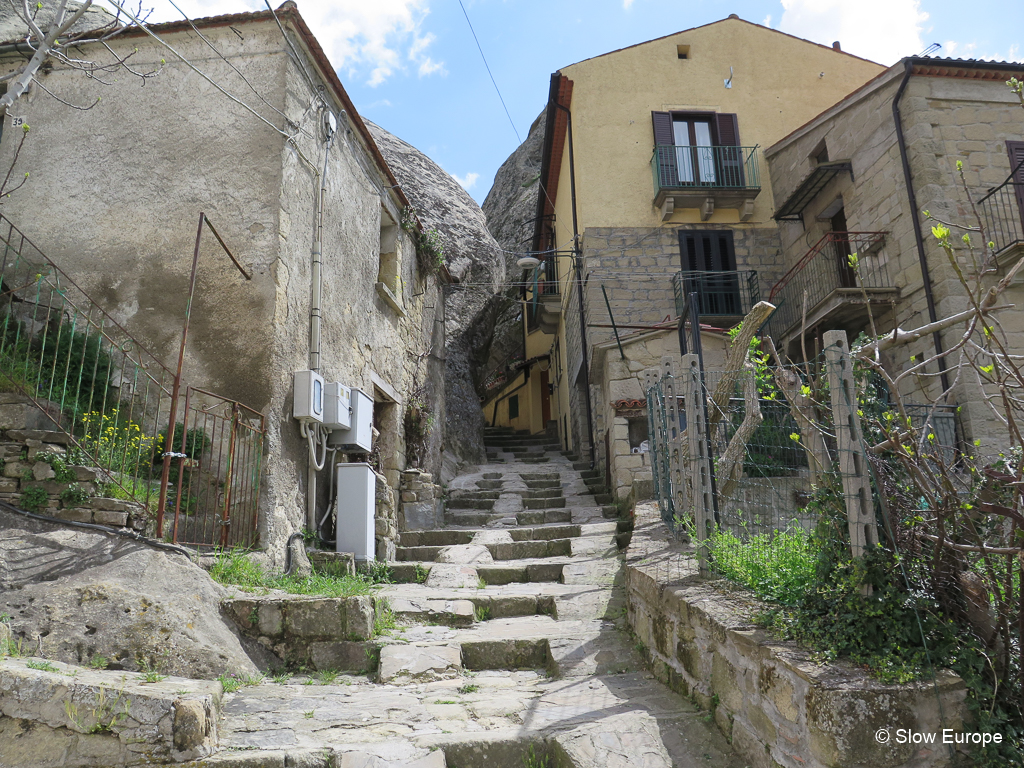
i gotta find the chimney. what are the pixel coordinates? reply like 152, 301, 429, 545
832, 41, 842, 51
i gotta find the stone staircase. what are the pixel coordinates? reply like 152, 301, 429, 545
199, 432, 743, 767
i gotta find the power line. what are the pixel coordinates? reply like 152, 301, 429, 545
457, 0, 521, 145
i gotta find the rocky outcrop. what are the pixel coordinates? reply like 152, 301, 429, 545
0, 507, 261, 679
366, 121, 505, 470
480, 112, 546, 391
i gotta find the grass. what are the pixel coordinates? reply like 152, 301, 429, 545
316, 669, 339, 685
457, 683, 479, 694
217, 671, 265, 693
209, 548, 379, 599
473, 604, 491, 622
710, 524, 817, 606
26, 659, 58, 672
373, 598, 398, 636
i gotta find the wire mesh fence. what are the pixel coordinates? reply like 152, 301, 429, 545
0, 213, 265, 548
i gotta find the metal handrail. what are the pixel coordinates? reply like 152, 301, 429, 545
651, 144, 761, 192
672, 270, 759, 318
976, 175, 1024, 256
769, 232, 887, 301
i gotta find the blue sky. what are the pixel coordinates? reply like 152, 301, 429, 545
140, 0, 1020, 204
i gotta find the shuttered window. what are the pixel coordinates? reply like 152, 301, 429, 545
1009, 140, 1024, 229
678, 229, 741, 316
652, 111, 743, 187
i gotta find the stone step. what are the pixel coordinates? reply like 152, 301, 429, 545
475, 479, 504, 490
522, 478, 561, 489
478, 562, 564, 584
516, 509, 572, 525
445, 498, 496, 510
445, 510, 500, 527
396, 538, 572, 563
520, 456, 551, 464
579, 469, 602, 481
519, 487, 564, 499
522, 497, 566, 510
518, 471, 560, 481
448, 489, 501, 501
399, 522, 614, 549
593, 493, 613, 505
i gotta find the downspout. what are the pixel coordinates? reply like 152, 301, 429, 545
893, 59, 951, 395
306, 122, 338, 532
551, 99, 596, 469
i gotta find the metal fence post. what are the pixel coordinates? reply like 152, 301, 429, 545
661, 357, 686, 526
823, 330, 879, 562
682, 353, 713, 573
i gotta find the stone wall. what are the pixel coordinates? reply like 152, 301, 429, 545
398, 469, 443, 532
374, 471, 398, 562
0, 394, 147, 532
625, 503, 967, 768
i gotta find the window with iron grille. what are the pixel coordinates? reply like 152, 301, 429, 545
677, 229, 742, 317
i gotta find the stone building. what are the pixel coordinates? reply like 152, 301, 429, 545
764, 56, 1024, 455
496, 15, 883, 499
0, 3, 453, 563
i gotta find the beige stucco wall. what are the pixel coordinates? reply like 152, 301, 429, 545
765, 66, 1024, 454
0, 19, 444, 561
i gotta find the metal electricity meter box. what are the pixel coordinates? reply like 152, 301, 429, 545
327, 387, 373, 452
334, 462, 375, 561
323, 382, 352, 430
292, 370, 324, 423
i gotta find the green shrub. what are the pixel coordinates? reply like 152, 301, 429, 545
19, 486, 49, 513
59, 483, 90, 507
711, 523, 816, 605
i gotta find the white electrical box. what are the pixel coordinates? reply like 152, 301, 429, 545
334, 462, 375, 561
327, 388, 373, 452
293, 370, 325, 422
323, 382, 352, 430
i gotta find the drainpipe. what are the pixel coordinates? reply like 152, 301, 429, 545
892, 59, 951, 395
306, 119, 338, 532
551, 99, 596, 469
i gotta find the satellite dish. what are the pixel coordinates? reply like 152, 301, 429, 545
517, 256, 541, 269
324, 111, 338, 138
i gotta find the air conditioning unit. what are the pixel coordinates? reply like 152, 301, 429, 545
334, 462, 375, 561
327, 388, 373, 452
293, 370, 324, 423
323, 382, 352, 430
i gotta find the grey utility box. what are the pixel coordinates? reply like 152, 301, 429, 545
327, 388, 373, 452
334, 462, 375, 561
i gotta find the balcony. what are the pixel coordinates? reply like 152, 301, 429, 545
766, 232, 897, 346
977, 175, 1024, 268
526, 253, 562, 334
651, 145, 762, 221
672, 270, 759, 322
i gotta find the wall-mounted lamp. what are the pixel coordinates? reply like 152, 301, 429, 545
724, 66, 733, 89
517, 256, 541, 269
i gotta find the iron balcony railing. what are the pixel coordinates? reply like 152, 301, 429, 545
651, 145, 761, 194
673, 270, 759, 319
766, 232, 889, 340
977, 176, 1024, 256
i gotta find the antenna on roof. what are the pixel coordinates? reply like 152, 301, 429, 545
917, 42, 941, 57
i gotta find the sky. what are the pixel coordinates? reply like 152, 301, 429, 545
105, 0, 1021, 204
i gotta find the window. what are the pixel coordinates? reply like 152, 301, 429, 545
678, 229, 742, 316
676, 44, 690, 59
652, 111, 743, 188
508, 395, 519, 420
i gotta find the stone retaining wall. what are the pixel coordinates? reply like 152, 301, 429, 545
625, 503, 967, 768
0, 657, 220, 767
0, 394, 148, 532
399, 468, 443, 532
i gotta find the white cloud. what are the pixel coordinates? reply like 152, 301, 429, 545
762, 14, 772, 28
104, 0, 444, 86
418, 57, 445, 77
452, 171, 479, 190
778, 0, 928, 65
622, 0, 635, 8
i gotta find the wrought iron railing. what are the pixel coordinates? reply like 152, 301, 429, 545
673, 270, 758, 319
651, 145, 761, 193
766, 232, 889, 341
977, 177, 1024, 256
0, 213, 265, 548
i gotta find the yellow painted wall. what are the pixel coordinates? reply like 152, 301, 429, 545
554, 18, 885, 234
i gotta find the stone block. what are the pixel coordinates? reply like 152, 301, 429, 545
56, 507, 94, 523
89, 497, 133, 511
259, 603, 284, 637
286, 600, 343, 638
377, 643, 461, 683
346, 596, 374, 640
401, 501, 438, 531
93, 509, 129, 527
309, 640, 370, 672
3, 461, 29, 479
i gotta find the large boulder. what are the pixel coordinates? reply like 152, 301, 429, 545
0, 509, 260, 679
366, 121, 505, 470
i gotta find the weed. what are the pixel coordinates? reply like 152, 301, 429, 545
523, 744, 549, 768
43, 454, 77, 483
217, 671, 264, 694
272, 673, 290, 684
63, 686, 129, 734
414, 563, 429, 584
373, 598, 397, 636
457, 684, 479, 694
248, 607, 259, 626
476, 577, 487, 590
27, 659, 58, 672
303, 709, 315, 719
59, 483, 90, 507
361, 559, 393, 584
140, 669, 166, 684
710, 523, 816, 606
316, 669, 339, 685
473, 604, 491, 622
433, 699, 457, 705
301, 677, 316, 686
19, 486, 48, 513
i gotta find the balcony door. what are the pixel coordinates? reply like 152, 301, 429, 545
678, 229, 741, 316
673, 118, 716, 185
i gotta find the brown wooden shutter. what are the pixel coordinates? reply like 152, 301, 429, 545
652, 111, 678, 187
715, 113, 743, 187
1008, 141, 1024, 235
